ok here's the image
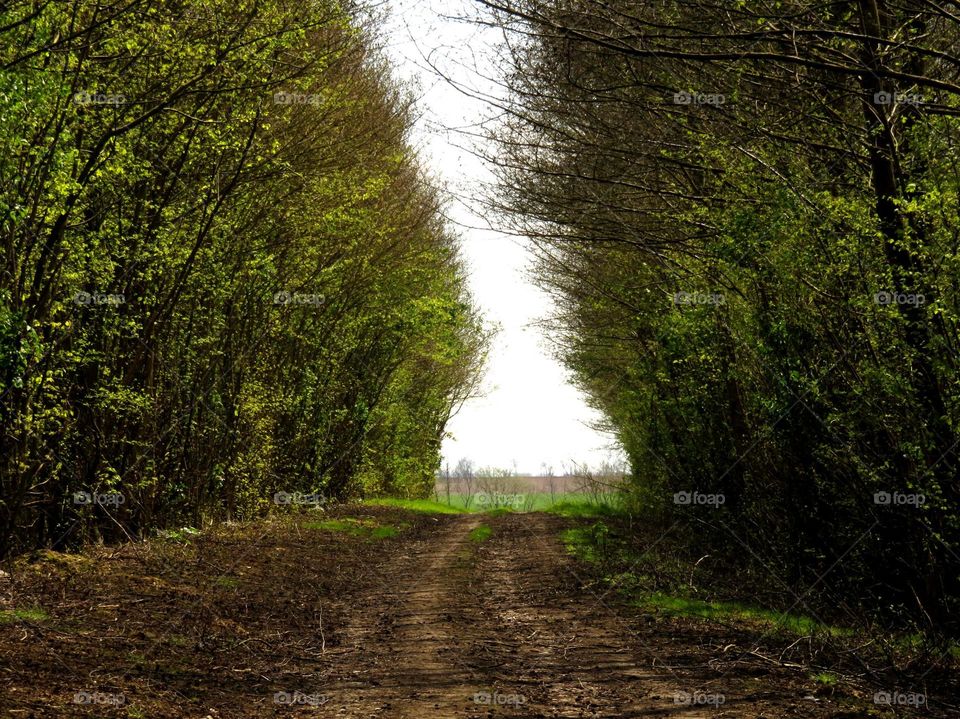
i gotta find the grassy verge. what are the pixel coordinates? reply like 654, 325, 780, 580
635, 592, 852, 637
560, 521, 849, 639
560, 513, 960, 708
305, 517, 406, 539
362, 498, 471, 514
547, 499, 622, 519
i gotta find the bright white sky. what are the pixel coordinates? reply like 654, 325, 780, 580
382, 0, 626, 474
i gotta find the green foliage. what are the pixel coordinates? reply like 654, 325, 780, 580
0, 0, 485, 556
155, 527, 201, 543
488, 0, 960, 637
561, 522, 849, 638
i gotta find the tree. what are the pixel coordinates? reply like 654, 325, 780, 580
0, 0, 485, 555
475, 0, 960, 637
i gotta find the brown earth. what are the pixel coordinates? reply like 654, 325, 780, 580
0, 507, 936, 717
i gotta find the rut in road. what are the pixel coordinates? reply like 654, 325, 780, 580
0, 507, 904, 716
318, 513, 833, 718
321, 514, 486, 716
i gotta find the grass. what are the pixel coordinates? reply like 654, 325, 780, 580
548, 499, 621, 519
305, 516, 405, 539
370, 525, 400, 539
561, 510, 960, 665
436, 492, 620, 513
0, 607, 48, 623
468, 524, 492, 542
363, 498, 470, 514
636, 592, 851, 636
561, 522, 851, 639
368, 493, 623, 515
560, 526, 604, 563
20, 549, 90, 568
887, 631, 960, 658
306, 518, 373, 535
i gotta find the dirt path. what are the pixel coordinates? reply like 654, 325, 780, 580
0, 507, 907, 717
310, 513, 864, 718
319, 514, 486, 716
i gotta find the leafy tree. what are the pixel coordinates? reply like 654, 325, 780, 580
0, 0, 486, 554
478, 0, 960, 637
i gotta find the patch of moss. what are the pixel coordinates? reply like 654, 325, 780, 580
813, 672, 838, 685
0, 607, 49, 623
468, 525, 492, 542
306, 517, 403, 539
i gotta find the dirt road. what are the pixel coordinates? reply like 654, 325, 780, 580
313, 513, 863, 718
0, 508, 898, 717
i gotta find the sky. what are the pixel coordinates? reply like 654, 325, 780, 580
381, 1, 626, 475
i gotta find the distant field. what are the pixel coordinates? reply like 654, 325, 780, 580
430, 475, 622, 512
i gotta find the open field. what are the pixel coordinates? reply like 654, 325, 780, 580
429, 475, 622, 511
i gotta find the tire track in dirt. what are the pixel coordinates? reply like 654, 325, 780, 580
318, 514, 487, 717
316, 511, 866, 718
0, 508, 911, 716
461, 513, 866, 719
463, 512, 722, 718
